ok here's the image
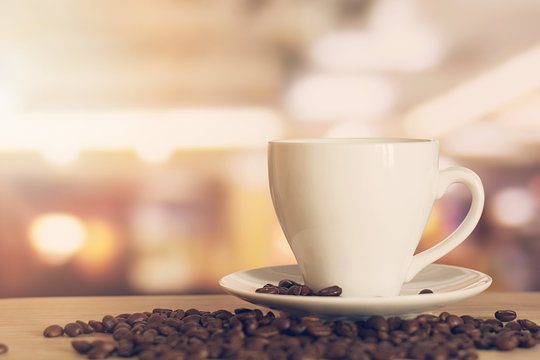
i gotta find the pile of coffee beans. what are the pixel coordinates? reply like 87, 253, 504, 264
0, 343, 7, 355
256, 279, 342, 296
42, 307, 539, 360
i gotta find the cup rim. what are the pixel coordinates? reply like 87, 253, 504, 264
269, 137, 436, 144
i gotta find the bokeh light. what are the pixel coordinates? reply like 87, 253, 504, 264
492, 187, 536, 228
76, 219, 119, 273
128, 251, 193, 293
285, 73, 396, 122
29, 213, 86, 265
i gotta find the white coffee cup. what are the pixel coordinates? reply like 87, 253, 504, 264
268, 138, 484, 297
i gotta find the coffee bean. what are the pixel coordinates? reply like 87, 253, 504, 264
335, 321, 358, 338
101, 315, 117, 332
288, 285, 312, 296
495, 310, 517, 322
43, 324, 64, 337
87, 347, 111, 359
495, 334, 519, 350
116, 339, 135, 357
367, 316, 389, 332
317, 286, 342, 296
517, 332, 537, 348
279, 279, 300, 288
72, 340, 92, 354
113, 327, 133, 341
273, 317, 291, 332
88, 320, 105, 333
325, 339, 349, 359
43, 307, 540, 360
402, 319, 420, 334
518, 319, 540, 332
0, 344, 7, 355
256, 286, 279, 294
76, 320, 94, 334
127, 312, 147, 325
446, 315, 464, 328
256, 279, 342, 297
419, 288, 434, 294
64, 322, 84, 337
505, 321, 522, 330
253, 325, 279, 338
307, 324, 332, 337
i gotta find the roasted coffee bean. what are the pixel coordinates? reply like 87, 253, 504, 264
0, 344, 7, 355
279, 279, 300, 288
116, 339, 135, 357
87, 347, 112, 359
44, 307, 540, 360
184, 308, 200, 316
256, 286, 279, 294
484, 318, 502, 327
495, 310, 517, 322
113, 327, 133, 341
43, 324, 64, 337
152, 307, 172, 315
307, 324, 332, 337
289, 322, 308, 336
101, 315, 117, 332
518, 319, 540, 332
495, 334, 519, 350
288, 285, 312, 296
325, 339, 349, 359
76, 320, 94, 334
505, 321, 522, 330
402, 319, 420, 334
419, 288, 434, 294
258, 312, 274, 326
317, 285, 342, 296
439, 311, 450, 321
88, 320, 105, 333
517, 332, 537, 348
244, 336, 270, 350
253, 325, 279, 338
474, 335, 493, 349
273, 317, 291, 332
433, 322, 451, 335
72, 340, 92, 354
114, 322, 131, 332
452, 323, 475, 335
64, 322, 84, 337
335, 321, 358, 338
367, 316, 389, 332
126, 312, 147, 325
242, 318, 258, 335
256, 280, 343, 297
446, 314, 464, 328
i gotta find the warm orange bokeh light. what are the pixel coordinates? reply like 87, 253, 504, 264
29, 213, 86, 265
75, 219, 120, 275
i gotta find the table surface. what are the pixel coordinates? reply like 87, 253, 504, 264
0, 292, 538, 359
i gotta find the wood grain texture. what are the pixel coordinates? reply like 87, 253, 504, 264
0, 292, 538, 359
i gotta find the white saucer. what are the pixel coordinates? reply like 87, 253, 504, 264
219, 264, 492, 319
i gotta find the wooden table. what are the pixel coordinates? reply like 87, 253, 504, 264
0, 292, 538, 359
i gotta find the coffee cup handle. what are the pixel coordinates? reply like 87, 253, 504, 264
405, 167, 485, 282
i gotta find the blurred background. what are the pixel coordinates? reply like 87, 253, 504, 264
1, 0, 539, 297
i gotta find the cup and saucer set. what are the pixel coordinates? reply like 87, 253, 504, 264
220, 139, 492, 319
